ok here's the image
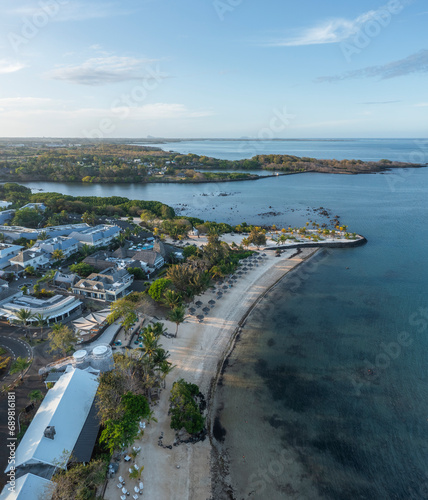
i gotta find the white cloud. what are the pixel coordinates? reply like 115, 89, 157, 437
414, 102, 428, 107
6, 2, 138, 22
46, 56, 165, 85
316, 50, 428, 82
0, 97, 55, 107
128, 103, 213, 120
264, 8, 388, 47
0, 60, 26, 74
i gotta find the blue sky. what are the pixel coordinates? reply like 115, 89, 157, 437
0, 0, 427, 138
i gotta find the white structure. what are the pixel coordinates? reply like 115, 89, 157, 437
0, 473, 54, 500
69, 224, 120, 248
33, 236, 79, 258
0, 200, 12, 209
9, 248, 50, 269
0, 294, 82, 324
0, 223, 89, 241
72, 269, 133, 302
0, 209, 15, 224
0, 243, 23, 270
5, 368, 99, 474
20, 203, 47, 212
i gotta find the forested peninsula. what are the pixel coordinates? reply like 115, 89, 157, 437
0, 141, 423, 184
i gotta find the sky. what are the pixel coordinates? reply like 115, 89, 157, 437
0, 0, 427, 138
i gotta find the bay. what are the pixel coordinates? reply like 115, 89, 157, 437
17, 138, 428, 498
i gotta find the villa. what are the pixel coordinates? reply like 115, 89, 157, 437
33, 235, 79, 258
72, 268, 133, 302
9, 248, 50, 270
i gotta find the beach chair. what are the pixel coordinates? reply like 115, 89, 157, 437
117, 483, 122, 489
119, 476, 124, 483
133, 495, 139, 500
121, 496, 126, 500
134, 486, 140, 493
134, 464, 139, 470
139, 482, 144, 490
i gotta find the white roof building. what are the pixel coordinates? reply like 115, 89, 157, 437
69, 225, 121, 248
5, 368, 99, 473
0, 473, 53, 500
0, 294, 82, 324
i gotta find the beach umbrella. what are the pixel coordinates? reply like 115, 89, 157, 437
262, 253, 266, 256
188, 307, 196, 314
195, 300, 203, 307
196, 314, 204, 320
222, 285, 228, 289
203, 307, 210, 313
208, 299, 215, 305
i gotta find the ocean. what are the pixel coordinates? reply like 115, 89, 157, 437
19, 139, 428, 499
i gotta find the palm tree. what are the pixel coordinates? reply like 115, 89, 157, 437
80, 244, 92, 257
51, 249, 64, 262
157, 360, 175, 388
14, 309, 34, 338
33, 313, 48, 339
168, 305, 185, 338
37, 231, 48, 241
28, 389, 44, 403
10, 357, 31, 380
139, 331, 159, 361
162, 289, 182, 309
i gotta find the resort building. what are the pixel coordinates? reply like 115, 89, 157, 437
0, 243, 23, 269
0, 209, 15, 224
52, 270, 79, 289
0, 473, 54, 500
4, 367, 100, 481
0, 200, 12, 209
0, 294, 82, 324
0, 223, 90, 241
69, 224, 121, 248
72, 268, 133, 302
33, 235, 79, 258
9, 248, 50, 270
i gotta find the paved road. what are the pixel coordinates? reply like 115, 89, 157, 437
0, 335, 32, 361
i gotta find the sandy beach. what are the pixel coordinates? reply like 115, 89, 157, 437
103, 246, 319, 500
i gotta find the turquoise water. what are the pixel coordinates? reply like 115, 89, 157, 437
18, 139, 428, 498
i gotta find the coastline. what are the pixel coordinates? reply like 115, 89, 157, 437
102, 246, 320, 500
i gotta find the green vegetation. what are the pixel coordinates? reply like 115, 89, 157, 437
0, 347, 11, 372
47, 324, 78, 358
10, 357, 31, 379
169, 379, 205, 434
69, 262, 96, 277
51, 458, 108, 500
148, 278, 172, 301
0, 143, 419, 187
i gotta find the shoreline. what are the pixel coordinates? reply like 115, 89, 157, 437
207, 247, 320, 499
102, 246, 321, 500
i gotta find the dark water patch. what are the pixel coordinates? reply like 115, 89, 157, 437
254, 360, 329, 411
213, 416, 227, 442
267, 337, 275, 347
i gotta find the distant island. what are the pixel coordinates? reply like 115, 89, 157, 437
0, 140, 424, 184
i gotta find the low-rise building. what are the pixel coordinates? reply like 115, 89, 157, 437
0, 223, 90, 241
20, 202, 47, 212
72, 268, 133, 302
52, 271, 79, 289
4, 368, 99, 480
0, 294, 82, 324
33, 235, 79, 258
0, 243, 23, 269
0, 473, 54, 500
9, 248, 50, 270
0, 209, 15, 224
69, 224, 121, 248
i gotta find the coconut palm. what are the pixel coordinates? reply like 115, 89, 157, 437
10, 357, 31, 380
51, 249, 64, 262
33, 313, 49, 339
168, 305, 185, 338
157, 360, 175, 388
28, 389, 44, 403
13, 309, 34, 338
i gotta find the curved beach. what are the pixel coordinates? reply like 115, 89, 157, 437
103, 246, 318, 500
